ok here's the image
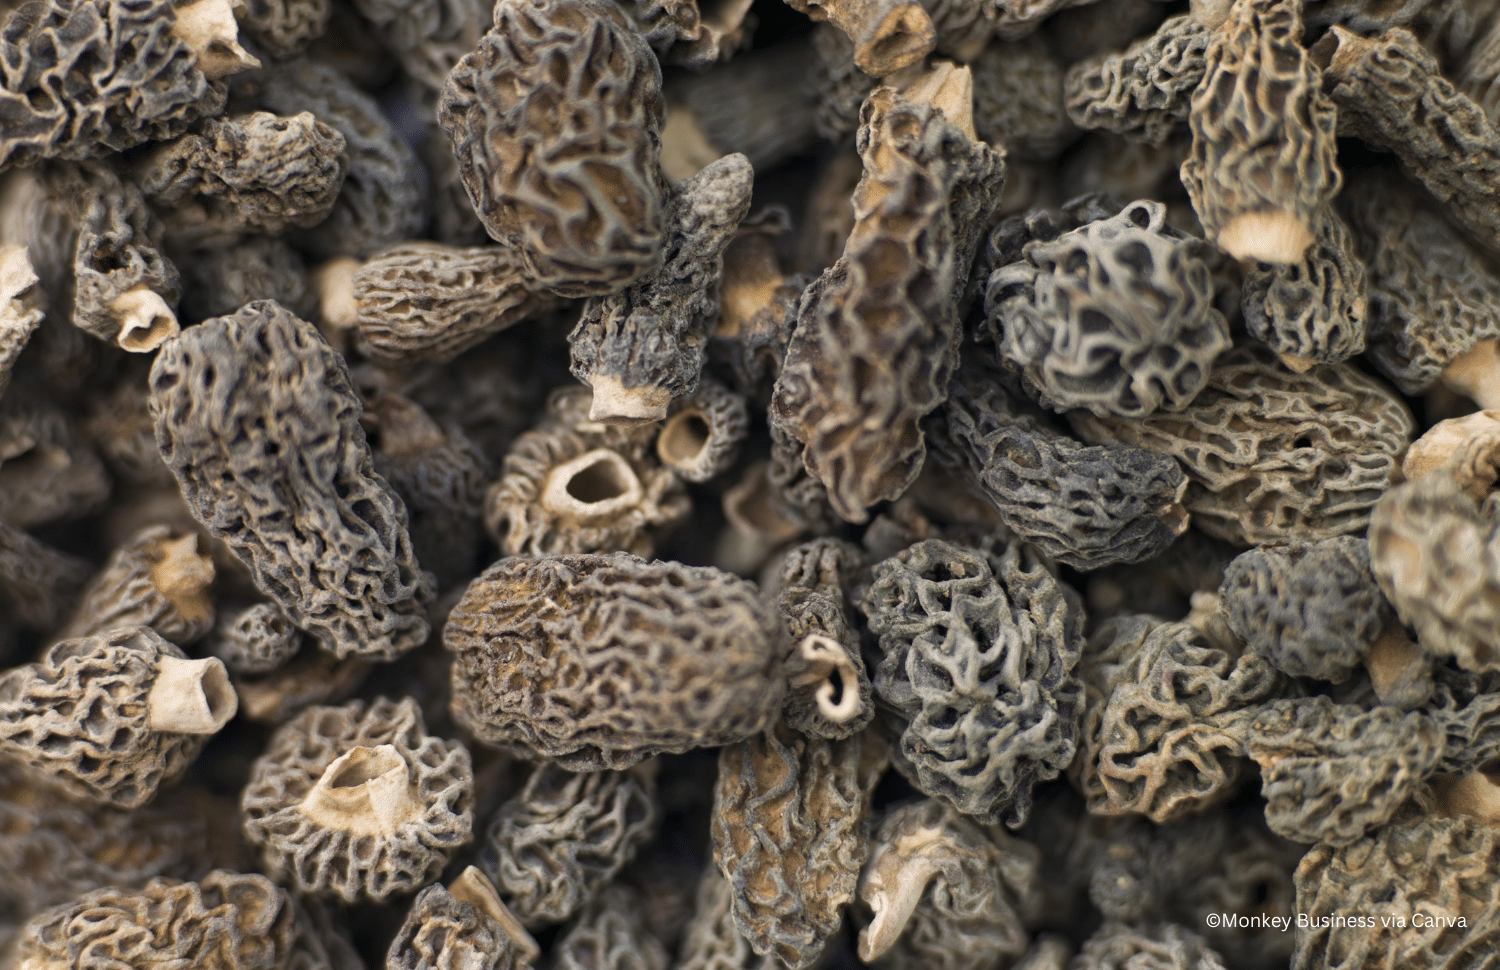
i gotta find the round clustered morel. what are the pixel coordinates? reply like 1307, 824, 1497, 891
984, 199, 1231, 419
210, 601, 302, 675
1071, 343, 1416, 546
240, 696, 473, 903
0, 627, 236, 808
860, 538, 1084, 827
438, 0, 667, 298
13, 871, 299, 970
1219, 536, 1392, 683
148, 300, 433, 662
480, 762, 659, 929
444, 553, 786, 770
388, 868, 537, 970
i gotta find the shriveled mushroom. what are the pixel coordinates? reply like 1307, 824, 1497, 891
171, 0, 260, 79
656, 378, 749, 483
783, 0, 935, 77
59, 526, 216, 646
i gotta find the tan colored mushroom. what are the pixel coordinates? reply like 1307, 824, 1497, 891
784, 0, 936, 77
1404, 411, 1500, 483
447, 866, 541, 965
1439, 341, 1500, 411
146, 655, 238, 734
172, 0, 261, 79
0, 244, 42, 402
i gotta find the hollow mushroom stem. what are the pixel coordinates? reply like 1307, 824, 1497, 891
314, 256, 363, 334
657, 407, 713, 478
298, 744, 423, 837
147, 655, 238, 734
788, 633, 863, 724
172, 0, 260, 80
1218, 211, 1316, 266
586, 373, 673, 425
540, 448, 645, 523
857, 823, 949, 962
110, 286, 179, 353
1363, 623, 1432, 709
448, 866, 542, 964
147, 533, 215, 626
1440, 340, 1500, 411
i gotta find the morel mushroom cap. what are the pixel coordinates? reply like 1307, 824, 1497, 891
176, 236, 316, 325
348, 0, 491, 93
551, 884, 670, 970
675, 864, 783, 970
149, 300, 433, 662
210, 601, 302, 675
0, 387, 111, 529
1070, 343, 1416, 546
241, 696, 473, 902
238, 0, 331, 56
970, 38, 1077, 162
617, 0, 755, 68
1064, 14, 1211, 147
387, 868, 537, 970
59, 525, 216, 646
438, 0, 668, 298
1073, 921, 1231, 970
0, 627, 236, 808
0, 518, 91, 634
479, 762, 658, 929
860, 537, 1084, 827
444, 553, 787, 770
857, 798, 1038, 970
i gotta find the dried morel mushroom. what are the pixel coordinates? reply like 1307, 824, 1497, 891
1180, 0, 1340, 264
0, 245, 43, 401
1244, 696, 1442, 846
771, 79, 1006, 523
149, 300, 433, 662
857, 798, 1039, 970
0, 518, 91, 633
176, 236, 316, 324
617, 0, 755, 68
1218, 536, 1392, 683
351, 242, 561, 364
656, 378, 749, 484
13, 870, 299, 970
860, 538, 1083, 826
1064, 14, 1211, 147
712, 720, 884, 969
136, 111, 349, 249
775, 538, 874, 739
58, 524, 215, 646
985, 198, 1230, 419
675, 865, 781, 970
439, 0, 667, 298
569, 153, 753, 425
241, 696, 473, 902
210, 601, 301, 675
0, 0, 249, 170
926, 362, 1191, 571
551, 884, 670, 970
444, 553, 786, 770
480, 762, 658, 929
388, 868, 537, 970
969, 39, 1077, 162
238, 0, 330, 56
0, 627, 236, 808
1294, 814, 1500, 970
0, 386, 112, 529
1073, 921, 1230, 970
483, 386, 689, 558
1070, 343, 1415, 546
349, 0, 491, 93
782, 0, 934, 77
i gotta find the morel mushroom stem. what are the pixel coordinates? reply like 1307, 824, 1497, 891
788, 633, 863, 724
1404, 411, 1500, 483
299, 744, 423, 837
786, 0, 936, 78
448, 866, 542, 964
1432, 770, 1500, 826
314, 256, 362, 332
857, 823, 948, 962
901, 61, 975, 140
148, 533, 216, 625
540, 449, 646, 523
146, 655, 238, 734
111, 286, 180, 353
171, 0, 261, 80
1439, 340, 1500, 411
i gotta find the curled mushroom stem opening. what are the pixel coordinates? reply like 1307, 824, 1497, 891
1432, 769, 1500, 826
1439, 340, 1500, 411
171, 0, 260, 79
449, 867, 542, 963
789, 634, 862, 724
148, 532, 216, 623
147, 655, 238, 734
658, 408, 712, 470
1218, 210, 1314, 265
858, 824, 949, 962
842, 0, 936, 78
299, 744, 423, 837
586, 374, 672, 425
541, 448, 645, 521
110, 286, 179, 353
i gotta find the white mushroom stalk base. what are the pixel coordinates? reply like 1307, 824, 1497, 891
172, 0, 261, 80
788, 634, 862, 724
147, 655, 238, 734
1218, 210, 1315, 266
299, 744, 424, 838
110, 286, 179, 353
858, 823, 949, 962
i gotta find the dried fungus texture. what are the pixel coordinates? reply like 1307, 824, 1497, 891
235, 59, 427, 259
674, 866, 781, 970
1245, 696, 1442, 846
480, 763, 658, 929
1338, 165, 1500, 396
211, 602, 301, 675
439, 0, 667, 298
1318, 25, 1500, 262
860, 538, 1083, 826
445, 554, 786, 770
387, 881, 523, 970
1367, 430, 1500, 672
0, 518, 90, 632
985, 199, 1230, 419
0, 246, 43, 401
352, 242, 560, 364
1219, 536, 1390, 682
349, 0, 491, 93
570, 154, 753, 424
662, 41, 819, 173
240, 697, 473, 902
137, 111, 349, 249
1429, 666, 1500, 777
58, 525, 215, 646
1294, 815, 1500, 970
483, 386, 689, 558
808, 24, 874, 143
38, 160, 180, 351
858, 799, 1038, 970
925, 363, 1189, 570
782, 0, 934, 77
80, 370, 173, 488
239, 0, 330, 55
1070, 344, 1416, 546
1064, 14, 1211, 147
1073, 922, 1229, 970
0, 627, 219, 808
0, 0, 228, 169
1077, 618, 1284, 823
551, 886, 669, 970
776, 538, 874, 739
969, 39, 1076, 162
0, 387, 111, 528
149, 300, 432, 662
617, 0, 754, 68
176, 236, 316, 324
13, 871, 298, 970
657, 379, 748, 483
771, 88, 1006, 524
1180, 0, 1340, 264
712, 721, 884, 969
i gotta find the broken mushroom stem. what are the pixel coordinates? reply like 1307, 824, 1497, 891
298, 744, 423, 838
147, 532, 216, 625
146, 654, 237, 734
899, 61, 976, 141
448, 866, 542, 964
1439, 340, 1500, 412
1402, 410, 1500, 483
657, 406, 713, 476
809, 0, 935, 78
313, 256, 363, 335
586, 373, 673, 425
788, 633, 862, 724
110, 286, 179, 353
1221, 210, 1316, 266
857, 823, 950, 962
171, 0, 261, 80
540, 448, 645, 522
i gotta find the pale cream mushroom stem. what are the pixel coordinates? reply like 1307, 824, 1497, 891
147, 655, 238, 734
